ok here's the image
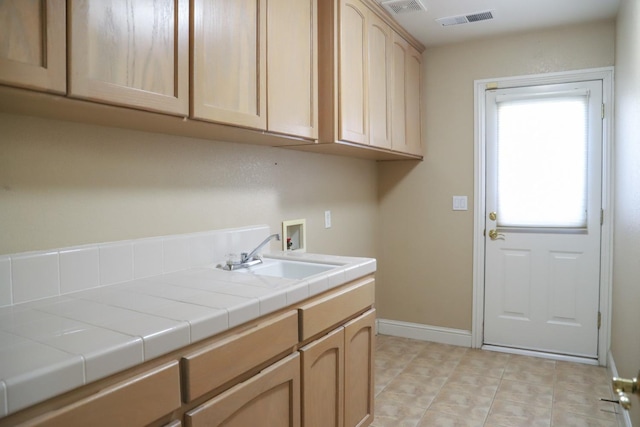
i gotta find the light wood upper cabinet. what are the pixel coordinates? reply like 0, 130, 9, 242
0, 0, 66, 94
339, 0, 369, 145
68, 0, 188, 115
267, 0, 318, 139
192, 0, 267, 130
391, 32, 422, 156
367, 13, 392, 150
405, 43, 423, 156
316, 0, 423, 159
185, 353, 301, 427
391, 33, 408, 152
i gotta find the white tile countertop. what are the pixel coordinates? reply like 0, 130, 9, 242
0, 250, 375, 417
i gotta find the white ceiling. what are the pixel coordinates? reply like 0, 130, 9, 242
376, 0, 621, 47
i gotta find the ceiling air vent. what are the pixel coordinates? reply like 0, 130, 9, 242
436, 10, 494, 26
381, 0, 427, 15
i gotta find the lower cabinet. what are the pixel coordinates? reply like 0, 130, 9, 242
0, 277, 375, 427
300, 327, 345, 427
300, 309, 375, 427
185, 353, 301, 427
344, 310, 376, 427
24, 362, 181, 427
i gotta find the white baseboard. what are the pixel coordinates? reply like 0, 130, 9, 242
608, 350, 633, 427
376, 318, 472, 347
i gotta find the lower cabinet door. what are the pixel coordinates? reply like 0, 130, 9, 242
185, 353, 300, 427
344, 309, 375, 427
300, 327, 345, 427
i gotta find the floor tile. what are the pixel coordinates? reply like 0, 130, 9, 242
429, 388, 493, 422
494, 379, 553, 408
485, 399, 552, 427
374, 335, 617, 427
551, 410, 619, 427
418, 409, 486, 427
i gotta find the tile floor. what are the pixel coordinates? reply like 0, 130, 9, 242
374, 334, 620, 427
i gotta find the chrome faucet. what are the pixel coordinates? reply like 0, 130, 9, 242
224, 233, 281, 270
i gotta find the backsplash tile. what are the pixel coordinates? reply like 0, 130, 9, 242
163, 237, 190, 273
59, 247, 100, 294
133, 238, 163, 279
11, 252, 59, 304
0, 257, 11, 307
4, 224, 270, 306
99, 242, 133, 286
189, 233, 216, 267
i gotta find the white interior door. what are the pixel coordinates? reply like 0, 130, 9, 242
484, 80, 603, 358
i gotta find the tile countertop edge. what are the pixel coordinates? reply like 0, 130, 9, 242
0, 253, 376, 416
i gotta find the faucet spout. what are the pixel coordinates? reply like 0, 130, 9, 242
241, 233, 281, 264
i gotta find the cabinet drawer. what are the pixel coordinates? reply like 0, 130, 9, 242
298, 277, 375, 341
185, 353, 300, 427
26, 361, 181, 427
181, 310, 298, 402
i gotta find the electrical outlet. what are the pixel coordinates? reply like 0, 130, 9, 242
324, 210, 332, 228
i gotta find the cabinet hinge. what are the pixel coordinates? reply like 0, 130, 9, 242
602, 104, 605, 119
598, 311, 602, 329
601, 209, 604, 226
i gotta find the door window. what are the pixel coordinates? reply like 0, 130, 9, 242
496, 90, 589, 229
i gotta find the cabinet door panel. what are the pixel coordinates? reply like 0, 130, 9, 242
300, 327, 344, 427
0, 0, 65, 93
192, 0, 267, 130
339, 0, 368, 145
185, 353, 300, 427
405, 45, 423, 156
344, 309, 375, 427
391, 33, 408, 152
68, 0, 188, 115
267, 0, 318, 139
367, 14, 391, 149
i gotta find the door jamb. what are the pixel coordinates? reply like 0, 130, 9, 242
472, 67, 614, 365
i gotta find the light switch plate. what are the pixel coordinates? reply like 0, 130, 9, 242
453, 196, 468, 211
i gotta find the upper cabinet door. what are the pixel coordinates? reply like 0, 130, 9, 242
0, 0, 66, 94
391, 32, 422, 156
405, 44, 423, 156
391, 32, 408, 152
339, 0, 368, 145
367, 13, 392, 149
267, 0, 318, 140
68, 0, 189, 116
192, 0, 267, 130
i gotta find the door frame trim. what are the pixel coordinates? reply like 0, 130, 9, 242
472, 67, 615, 365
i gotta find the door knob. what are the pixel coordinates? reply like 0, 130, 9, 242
488, 229, 505, 240
489, 212, 497, 221
612, 371, 639, 410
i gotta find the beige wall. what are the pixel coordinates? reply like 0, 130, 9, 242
0, 114, 378, 258
377, 20, 616, 330
612, 0, 640, 422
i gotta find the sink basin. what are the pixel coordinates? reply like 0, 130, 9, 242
231, 259, 339, 280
